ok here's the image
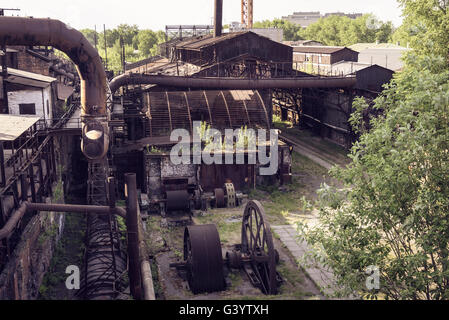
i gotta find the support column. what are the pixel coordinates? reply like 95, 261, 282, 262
124, 173, 142, 300
0, 142, 5, 187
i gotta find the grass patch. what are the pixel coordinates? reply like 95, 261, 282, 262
291, 151, 328, 177
38, 212, 86, 300
150, 258, 165, 300
228, 271, 243, 290
194, 210, 242, 244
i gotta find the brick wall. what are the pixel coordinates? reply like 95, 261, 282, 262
0, 199, 65, 300
16, 48, 50, 76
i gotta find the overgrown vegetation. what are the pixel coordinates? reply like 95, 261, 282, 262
38, 213, 86, 300
80, 25, 166, 73
299, 0, 449, 300
254, 14, 394, 45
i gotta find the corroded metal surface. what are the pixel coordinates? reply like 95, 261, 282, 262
183, 224, 225, 294
241, 200, 278, 294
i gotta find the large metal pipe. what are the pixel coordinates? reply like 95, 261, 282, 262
125, 173, 142, 300
214, 0, 223, 37
0, 16, 108, 160
0, 202, 126, 240
109, 74, 356, 95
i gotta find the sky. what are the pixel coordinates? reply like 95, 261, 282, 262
2, 0, 404, 31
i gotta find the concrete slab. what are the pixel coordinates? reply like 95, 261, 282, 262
272, 224, 341, 297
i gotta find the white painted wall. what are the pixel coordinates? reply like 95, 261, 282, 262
7, 86, 53, 123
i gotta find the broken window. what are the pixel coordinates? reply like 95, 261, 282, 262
19, 103, 36, 115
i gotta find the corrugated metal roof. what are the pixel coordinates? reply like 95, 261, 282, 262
357, 48, 409, 71
175, 31, 249, 50
330, 61, 375, 75
1, 67, 56, 88
0, 114, 41, 141
293, 46, 355, 54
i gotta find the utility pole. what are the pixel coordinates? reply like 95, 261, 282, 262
94, 25, 97, 51
103, 24, 108, 70
120, 36, 126, 74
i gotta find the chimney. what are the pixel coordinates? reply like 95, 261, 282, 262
214, 0, 223, 37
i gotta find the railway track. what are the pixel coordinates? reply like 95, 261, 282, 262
279, 132, 349, 170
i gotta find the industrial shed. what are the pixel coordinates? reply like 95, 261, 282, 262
170, 31, 293, 66
144, 90, 270, 137
330, 62, 394, 92
293, 46, 359, 69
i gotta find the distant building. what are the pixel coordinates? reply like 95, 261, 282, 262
282, 11, 363, 28
355, 47, 410, 71
292, 46, 359, 72
228, 22, 284, 42
329, 62, 394, 92
323, 12, 363, 19
283, 40, 324, 46
1, 45, 78, 118
0, 67, 56, 123
282, 12, 321, 28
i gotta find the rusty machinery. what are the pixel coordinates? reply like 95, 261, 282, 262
170, 200, 282, 295
145, 180, 240, 216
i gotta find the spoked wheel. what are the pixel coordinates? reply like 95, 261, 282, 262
183, 224, 225, 294
241, 200, 278, 295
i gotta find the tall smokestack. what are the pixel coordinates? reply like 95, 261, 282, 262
214, 0, 223, 37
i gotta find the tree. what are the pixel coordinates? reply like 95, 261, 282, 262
79, 28, 98, 47
298, 14, 394, 46
137, 30, 158, 57
253, 19, 303, 41
116, 24, 139, 48
80, 25, 166, 73
397, 0, 449, 60
299, 0, 449, 300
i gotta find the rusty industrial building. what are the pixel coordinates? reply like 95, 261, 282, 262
0, 1, 397, 301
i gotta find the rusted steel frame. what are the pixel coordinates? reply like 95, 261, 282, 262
109, 74, 356, 95
28, 165, 36, 203
241, 100, 251, 127
203, 91, 213, 126
0, 16, 107, 117
255, 91, 270, 130
0, 202, 126, 240
124, 173, 142, 300
36, 155, 44, 202
146, 93, 153, 137
50, 138, 57, 181
0, 142, 5, 187
20, 173, 28, 202
183, 92, 193, 134
165, 91, 173, 132
1, 134, 51, 193
220, 91, 232, 128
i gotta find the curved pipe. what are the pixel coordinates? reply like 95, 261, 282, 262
0, 16, 108, 160
0, 202, 126, 240
109, 74, 356, 95
0, 16, 106, 115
